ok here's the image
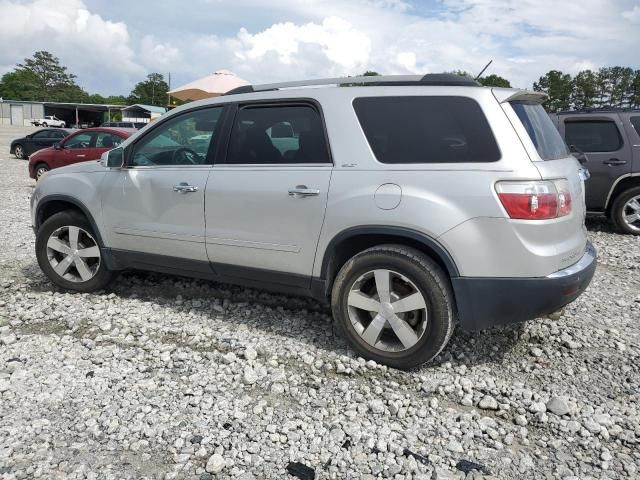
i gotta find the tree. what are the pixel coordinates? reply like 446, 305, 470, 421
533, 70, 573, 112
128, 73, 169, 106
478, 74, 511, 88
571, 70, 598, 110
362, 71, 381, 76
17, 51, 78, 101
0, 69, 40, 100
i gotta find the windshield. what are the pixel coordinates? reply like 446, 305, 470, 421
511, 102, 569, 160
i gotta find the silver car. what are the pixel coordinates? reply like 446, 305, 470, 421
30, 74, 596, 369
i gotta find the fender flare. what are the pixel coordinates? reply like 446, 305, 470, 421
35, 194, 105, 247
320, 225, 460, 280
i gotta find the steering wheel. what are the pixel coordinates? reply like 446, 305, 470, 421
171, 147, 200, 165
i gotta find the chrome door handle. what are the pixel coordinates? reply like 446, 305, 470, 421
77, 155, 86, 158
173, 182, 199, 193
603, 158, 627, 166
288, 185, 320, 197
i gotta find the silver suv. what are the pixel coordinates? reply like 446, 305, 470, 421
30, 74, 596, 369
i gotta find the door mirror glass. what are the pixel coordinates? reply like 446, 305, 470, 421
106, 147, 124, 168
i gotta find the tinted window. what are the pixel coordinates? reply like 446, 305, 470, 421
631, 117, 640, 135
511, 103, 569, 160
95, 132, 124, 148
49, 130, 66, 139
130, 107, 222, 166
64, 133, 94, 149
353, 96, 500, 164
32, 130, 50, 139
225, 104, 330, 164
565, 120, 622, 152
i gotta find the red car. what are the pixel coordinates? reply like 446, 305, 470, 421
28, 127, 135, 180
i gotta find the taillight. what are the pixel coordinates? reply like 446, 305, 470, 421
495, 180, 572, 220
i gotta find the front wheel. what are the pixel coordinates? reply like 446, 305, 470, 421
611, 186, 640, 235
331, 245, 455, 369
42, 123, 48, 127
34, 163, 49, 180
14, 144, 26, 159
35, 211, 114, 292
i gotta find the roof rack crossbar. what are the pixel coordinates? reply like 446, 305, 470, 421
224, 73, 480, 96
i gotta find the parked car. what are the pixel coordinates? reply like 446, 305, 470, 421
30, 74, 596, 369
10, 128, 75, 159
31, 115, 66, 128
28, 127, 134, 180
102, 121, 147, 129
550, 110, 640, 234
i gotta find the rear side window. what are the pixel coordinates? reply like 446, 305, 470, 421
353, 96, 500, 163
631, 117, 640, 135
565, 120, 622, 152
511, 102, 569, 160
225, 104, 330, 164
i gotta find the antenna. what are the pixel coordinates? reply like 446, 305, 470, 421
474, 60, 493, 81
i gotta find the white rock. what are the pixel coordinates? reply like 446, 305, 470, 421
479, 395, 498, 410
244, 346, 257, 361
546, 396, 570, 416
205, 453, 225, 473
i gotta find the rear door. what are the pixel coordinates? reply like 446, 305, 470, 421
205, 102, 332, 287
624, 114, 640, 175
558, 114, 632, 210
28, 130, 55, 155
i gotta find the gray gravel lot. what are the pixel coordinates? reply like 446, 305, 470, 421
0, 125, 638, 480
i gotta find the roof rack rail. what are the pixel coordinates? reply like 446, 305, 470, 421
556, 107, 640, 114
224, 73, 480, 96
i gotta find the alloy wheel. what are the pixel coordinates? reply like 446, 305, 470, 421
622, 195, 640, 233
347, 269, 428, 352
14, 145, 25, 159
35, 166, 48, 180
46, 226, 101, 282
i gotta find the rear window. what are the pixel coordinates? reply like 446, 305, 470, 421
353, 96, 501, 164
511, 102, 569, 160
565, 120, 622, 153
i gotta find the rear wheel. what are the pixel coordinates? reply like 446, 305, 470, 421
13, 144, 26, 159
35, 211, 114, 292
611, 186, 640, 235
331, 245, 455, 369
34, 163, 49, 180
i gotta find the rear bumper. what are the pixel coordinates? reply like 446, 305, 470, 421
452, 241, 597, 331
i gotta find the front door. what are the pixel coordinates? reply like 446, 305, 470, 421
101, 106, 224, 264
560, 114, 632, 210
205, 102, 333, 287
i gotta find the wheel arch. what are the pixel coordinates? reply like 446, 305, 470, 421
319, 226, 459, 297
605, 174, 640, 214
35, 195, 104, 247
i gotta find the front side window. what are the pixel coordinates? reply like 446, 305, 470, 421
565, 120, 623, 153
129, 107, 222, 167
225, 104, 330, 164
49, 130, 66, 139
64, 133, 94, 149
353, 96, 500, 164
95, 132, 124, 148
511, 102, 569, 160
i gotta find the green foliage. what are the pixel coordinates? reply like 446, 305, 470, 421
478, 74, 511, 88
0, 69, 40, 100
128, 73, 169, 106
16, 51, 79, 101
537, 67, 640, 111
362, 71, 381, 76
533, 70, 573, 112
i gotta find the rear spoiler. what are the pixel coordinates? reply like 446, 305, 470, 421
492, 88, 547, 104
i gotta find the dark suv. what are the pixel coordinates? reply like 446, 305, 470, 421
550, 111, 640, 234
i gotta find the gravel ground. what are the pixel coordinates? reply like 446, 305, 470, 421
0, 125, 638, 480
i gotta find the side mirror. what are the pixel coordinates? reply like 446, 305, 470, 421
26, 134, 32, 139
54, 143, 62, 150
569, 144, 587, 165
104, 147, 124, 168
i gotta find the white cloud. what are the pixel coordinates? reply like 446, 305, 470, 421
622, 5, 640, 21
234, 17, 371, 73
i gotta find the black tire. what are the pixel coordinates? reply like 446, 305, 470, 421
35, 211, 114, 292
331, 245, 455, 369
14, 144, 26, 159
34, 163, 49, 180
42, 123, 48, 127
610, 186, 640, 235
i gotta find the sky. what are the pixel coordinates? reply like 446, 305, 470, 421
0, 0, 639, 96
